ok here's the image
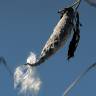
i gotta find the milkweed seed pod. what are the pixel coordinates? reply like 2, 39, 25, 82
29, 7, 76, 66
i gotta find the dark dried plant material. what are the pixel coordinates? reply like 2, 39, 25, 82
0, 56, 6, 64
67, 12, 80, 60
0, 57, 12, 76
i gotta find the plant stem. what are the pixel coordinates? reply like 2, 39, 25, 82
0, 57, 13, 77
63, 62, 96, 96
70, 0, 82, 10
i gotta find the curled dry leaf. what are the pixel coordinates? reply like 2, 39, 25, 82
67, 12, 80, 60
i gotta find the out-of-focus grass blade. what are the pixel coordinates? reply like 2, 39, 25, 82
0, 56, 13, 77
63, 62, 96, 96
85, 0, 96, 7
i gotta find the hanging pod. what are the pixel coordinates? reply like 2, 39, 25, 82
27, 7, 76, 66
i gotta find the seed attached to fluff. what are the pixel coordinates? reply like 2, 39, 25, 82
14, 52, 42, 95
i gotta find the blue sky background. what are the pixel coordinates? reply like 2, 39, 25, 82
0, 0, 96, 96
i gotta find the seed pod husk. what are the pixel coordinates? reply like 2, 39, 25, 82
30, 7, 76, 66
67, 12, 80, 60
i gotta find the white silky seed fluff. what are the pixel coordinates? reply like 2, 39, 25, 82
14, 52, 42, 95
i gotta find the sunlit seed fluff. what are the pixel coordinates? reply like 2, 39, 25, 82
14, 52, 42, 95
27, 52, 37, 65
